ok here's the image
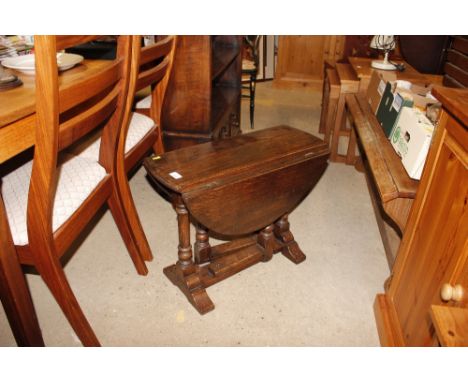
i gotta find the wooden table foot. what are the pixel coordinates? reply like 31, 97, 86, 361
167, 197, 215, 314
274, 214, 306, 264
163, 264, 215, 315
164, 217, 308, 314
167, 199, 310, 314
257, 224, 275, 262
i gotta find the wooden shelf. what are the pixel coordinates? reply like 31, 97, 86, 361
346, 93, 418, 234
351, 94, 418, 201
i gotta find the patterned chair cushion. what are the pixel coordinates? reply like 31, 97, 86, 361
73, 112, 155, 160
135, 94, 152, 109
1, 155, 107, 246
242, 59, 256, 71
125, 112, 156, 152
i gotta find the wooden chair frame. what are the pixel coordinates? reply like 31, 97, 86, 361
1, 35, 147, 346
113, 35, 176, 263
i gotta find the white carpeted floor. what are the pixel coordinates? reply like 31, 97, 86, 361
0, 81, 390, 346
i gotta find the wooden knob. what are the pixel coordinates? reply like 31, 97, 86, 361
440, 283, 464, 302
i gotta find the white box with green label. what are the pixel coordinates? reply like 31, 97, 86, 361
390, 106, 435, 180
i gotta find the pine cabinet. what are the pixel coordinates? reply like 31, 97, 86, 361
274, 36, 345, 89
374, 87, 468, 346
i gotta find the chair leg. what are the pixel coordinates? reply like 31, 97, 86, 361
152, 125, 165, 156
112, 137, 155, 266
30, 245, 100, 346
114, 160, 154, 264
249, 74, 255, 129
108, 190, 150, 274
0, 198, 44, 346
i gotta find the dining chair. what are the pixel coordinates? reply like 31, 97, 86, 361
242, 35, 261, 129
0, 35, 147, 346
73, 35, 176, 263
132, 36, 174, 121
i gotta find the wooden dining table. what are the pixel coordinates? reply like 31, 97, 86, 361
0, 59, 112, 345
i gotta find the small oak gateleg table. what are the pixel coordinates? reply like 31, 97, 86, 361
143, 126, 329, 314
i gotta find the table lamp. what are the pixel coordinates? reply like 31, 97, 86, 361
370, 35, 397, 70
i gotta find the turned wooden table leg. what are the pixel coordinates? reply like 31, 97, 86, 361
194, 224, 211, 264
175, 199, 195, 275
274, 214, 306, 264
257, 224, 275, 262
163, 196, 214, 315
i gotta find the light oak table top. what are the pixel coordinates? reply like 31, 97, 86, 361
0, 59, 112, 164
348, 57, 444, 92
433, 86, 468, 127
348, 56, 419, 80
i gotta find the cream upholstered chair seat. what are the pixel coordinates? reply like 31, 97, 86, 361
74, 112, 155, 160
242, 59, 256, 71
1, 155, 107, 246
135, 94, 152, 109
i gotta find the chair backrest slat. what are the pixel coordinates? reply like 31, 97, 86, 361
59, 60, 121, 113
139, 36, 173, 66
136, 58, 170, 91
58, 84, 120, 150
117, 36, 175, 158
55, 35, 100, 51
27, 35, 132, 242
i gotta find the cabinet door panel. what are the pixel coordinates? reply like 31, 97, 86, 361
393, 114, 468, 346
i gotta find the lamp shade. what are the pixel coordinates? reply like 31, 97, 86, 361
370, 35, 397, 70
370, 35, 396, 51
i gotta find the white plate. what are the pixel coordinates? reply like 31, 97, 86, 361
1, 53, 84, 75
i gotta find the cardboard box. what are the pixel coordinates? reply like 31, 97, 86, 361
376, 86, 414, 138
366, 71, 397, 114
390, 106, 435, 180
395, 80, 440, 111
369, 72, 440, 139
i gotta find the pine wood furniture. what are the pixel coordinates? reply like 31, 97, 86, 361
0, 58, 117, 348
430, 306, 468, 346
329, 63, 360, 164
161, 36, 242, 151
318, 66, 340, 144
0, 59, 113, 164
348, 57, 419, 93
72, 35, 177, 266
374, 86, 468, 346
347, 94, 418, 231
119, 36, 176, 264
343, 58, 445, 266
346, 93, 419, 267
0, 36, 145, 346
348, 56, 443, 94
274, 36, 345, 89
143, 126, 329, 314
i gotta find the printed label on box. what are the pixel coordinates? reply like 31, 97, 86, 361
392, 93, 403, 112
392, 126, 408, 157
378, 80, 386, 96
